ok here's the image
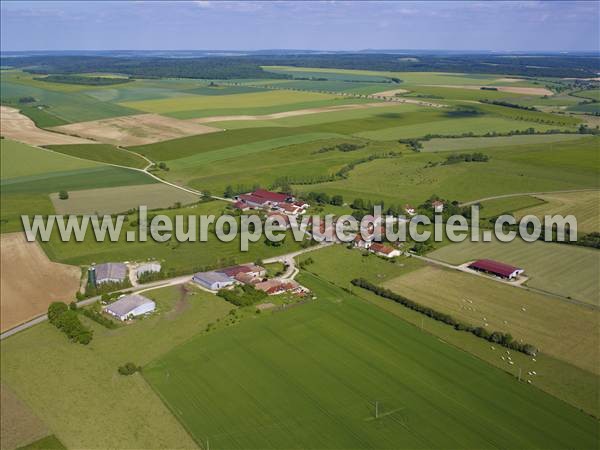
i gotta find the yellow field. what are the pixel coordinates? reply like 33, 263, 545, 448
383, 265, 600, 375
119, 90, 338, 114
0, 384, 49, 450
514, 190, 600, 234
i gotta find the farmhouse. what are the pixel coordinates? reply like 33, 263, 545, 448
91, 262, 127, 285
267, 212, 291, 229
469, 259, 524, 280
255, 279, 302, 295
370, 242, 401, 258
235, 272, 261, 285
232, 201, 250, 211
193, 271, 235, 290
235, 189, 307, 215
104, 294, 155, 321
353, 235, 372, 249
136, 262, 161, 277
404, 205, 416, 216
432, 200, 444, 213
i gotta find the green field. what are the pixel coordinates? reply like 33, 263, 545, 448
294, 136, 598, 205
428, 238, 600, 305
39, 200, 304, 273
0, 139, 99, 179
143, 273, 599, 449
421, 134, 584, 152
0, 284, 235, 449
46, 144, 149, 169
297, 245, 599, 416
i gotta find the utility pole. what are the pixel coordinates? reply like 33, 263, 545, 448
518, 367, 522, 382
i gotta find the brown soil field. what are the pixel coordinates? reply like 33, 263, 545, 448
50, 113, 222, 146
423, 84, 554, 96
0, 233, 81, 332
49, 183, 199, 215
191, 102, 396, 124
383, 265, 600, 374
0, 106, 94, 146
0, 384, 49, 450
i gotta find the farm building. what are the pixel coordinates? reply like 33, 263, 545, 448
404, 205, 416, 216
217, 264, 266, 278
235, 272, 261, 285
104, 294, 155, 321
235, 189, 303, 212
136, 262, 161, 277
255, 279, 302, 295
232, 201, 251, 211
267, 212, 291, 229
370, 243, 401, 258
193, 271, 235, 290
469, 259, 524, 280
92, 262, 127, 285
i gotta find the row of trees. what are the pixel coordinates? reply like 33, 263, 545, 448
442, 152, 490, 165
47, 302, 93, 345
313, 143, 365, 154
351, 278, 537, 356
481, 99, 538, 111
80, 304, 118, 329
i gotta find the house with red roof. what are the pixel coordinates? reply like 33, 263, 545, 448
370, 242, 401, 258
432, 200, 444, 213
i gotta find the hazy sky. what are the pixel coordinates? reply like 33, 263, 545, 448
1, 1, 598, 52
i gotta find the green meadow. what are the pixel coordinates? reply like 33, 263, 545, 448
293, 136, 598, 205
143, 273, 599, 449
46, 144, 149, 169
0, 285, 234, 449
297, 245, 599, 417
429, 237, 600, 305
39, 200, 303, 273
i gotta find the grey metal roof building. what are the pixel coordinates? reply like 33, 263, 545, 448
104, 294, 155, 321
193, 271, 235, 290
94, 263, 127, 284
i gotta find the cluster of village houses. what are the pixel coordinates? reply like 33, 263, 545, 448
85, 190, 449, 322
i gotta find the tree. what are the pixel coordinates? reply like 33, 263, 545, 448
224, 185, 235, 198
118, 362, 141, 375
331, 195, 344, 206
58, 190, 69, 200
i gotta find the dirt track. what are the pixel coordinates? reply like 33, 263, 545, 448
51, 113, 222, 146
0, 106, 94, 146
0, 233, 81, 332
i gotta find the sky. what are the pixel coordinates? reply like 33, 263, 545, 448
1, 1, 598, 52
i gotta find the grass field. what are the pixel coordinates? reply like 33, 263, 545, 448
383, 265, 599, 374
295, 136, 599, 205
512, 190, 600, 233
297, 245, 600, 416
49, 183, 199, 215
46, 144, 149, 168
421, 134, 584, 152
428, 238, 599, 305
39, 200, 303, 273
1, 165, 156, 195
0, 284, 236, 449
1, 384, 49, 450
477, 195, 547, 219
143, 272, 599, 449
0, 139, 99, 179
16, 435, 66, 450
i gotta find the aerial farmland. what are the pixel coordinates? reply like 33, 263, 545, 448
1, 2, 599, 449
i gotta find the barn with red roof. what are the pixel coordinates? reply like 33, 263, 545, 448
469, 259, 524, 280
